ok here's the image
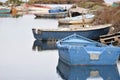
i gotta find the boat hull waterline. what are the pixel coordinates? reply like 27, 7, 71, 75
32, 24, 111, 40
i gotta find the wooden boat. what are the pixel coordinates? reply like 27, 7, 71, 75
57, 59, 120, 80
58, 14, 95, 25
0, 6, 11, 14
28, 4, 51, 11
34, 11, 68, 18
32, 40, 57, 51
32, 24, 111, 40
34, 6, 68, 18
56, 34, 120, 65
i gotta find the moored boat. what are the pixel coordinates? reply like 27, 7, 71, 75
0, 6, 11, 14
56, 34, 120, 65
57, 59, 120, 80
34, 6, 68, 18
32, 24, 111, 40
34, 11, 68, 18
58, 14, 95, 25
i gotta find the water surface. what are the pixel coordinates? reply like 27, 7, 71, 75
0, 14, 120, 80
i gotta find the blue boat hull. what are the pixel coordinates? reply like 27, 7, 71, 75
58, 46, 120, 65
32, 25, 110, 40
57, 59, 120, 80
56, 34, 120, 65
0, 9, 11, 14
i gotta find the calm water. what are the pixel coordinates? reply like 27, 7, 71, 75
0, 14, 120, 80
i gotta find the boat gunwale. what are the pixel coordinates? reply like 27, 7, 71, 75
33, 24, 112, 32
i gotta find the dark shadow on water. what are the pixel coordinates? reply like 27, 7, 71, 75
32, 40, 57, 51
56, 59, 120, 80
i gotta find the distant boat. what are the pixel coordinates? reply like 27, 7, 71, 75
56, 34, 120, 65
32, 24, 111, 40
28, 4, 51, 12
58, 14, 95, 25
32, 40, 57, 51
0, 6, 11, 14
34, 11, 68, 18
34, 6, 68, 18
57, 59, 120, 80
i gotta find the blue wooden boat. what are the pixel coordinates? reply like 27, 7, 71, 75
32, 40, 57, 51
56, 34, 120, 65
32, 24, 111, 40
57, 59, 120, 80
0, 7, 11, 14
34, 6, 67, 18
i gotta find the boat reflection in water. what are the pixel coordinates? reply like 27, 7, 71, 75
32, 40, 57, 51
0, 13, 11, 17
0, 13, 23, 18
56, 59, 120, 80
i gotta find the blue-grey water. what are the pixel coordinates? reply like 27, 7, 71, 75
0, 13, 120, 80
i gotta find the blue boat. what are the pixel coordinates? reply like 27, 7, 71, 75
32, 24, 111, 40
0, 7, 11, 14
57, 59, 120, 80
34, 6, 67, 18
32, 40, 57, 51
56, 34, 120, 65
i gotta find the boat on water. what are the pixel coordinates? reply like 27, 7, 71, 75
28, 4, 51, 11
32, 24, 111, 40
57, 59, 120, 80
34, 6, 68, 18
56, 34, 120, 65
0, 6, 11, 14
58, 14, 95, 25
35, 11, 68, 18
32, 40, 57, 51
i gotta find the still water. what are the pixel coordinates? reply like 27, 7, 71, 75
0, 14, 120, 80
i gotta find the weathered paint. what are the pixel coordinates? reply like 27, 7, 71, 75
56, 34, 120, 65
32, 24, 111, 40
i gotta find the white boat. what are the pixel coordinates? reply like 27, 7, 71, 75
58, 14, 95, 25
